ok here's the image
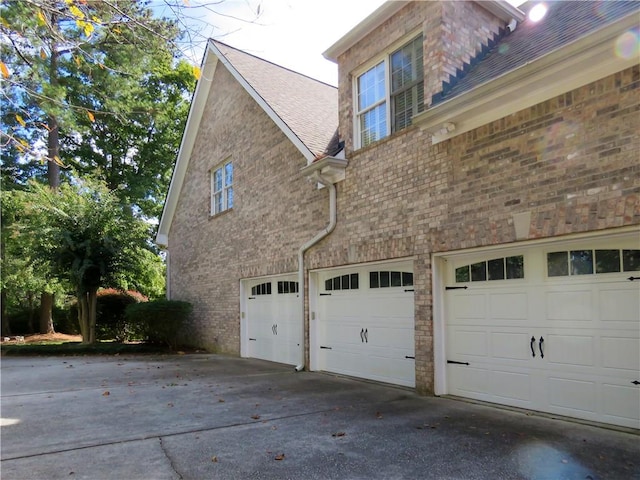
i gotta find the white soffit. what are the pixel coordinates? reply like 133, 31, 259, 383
416, 12, 640, 144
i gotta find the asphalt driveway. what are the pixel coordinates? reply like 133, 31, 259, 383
1, 354, 638, 480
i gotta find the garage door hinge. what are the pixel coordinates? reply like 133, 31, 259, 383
632, 380, 640, 385
248, 297, 256, 300
320, 346, 332, 349
320, 293, 332, 296
445, 286, 468, 290
628, 276, 640, 281
447, 360, 470, 365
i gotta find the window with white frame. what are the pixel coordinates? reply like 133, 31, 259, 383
211, 161, 233, 215
355, 34, 424, 148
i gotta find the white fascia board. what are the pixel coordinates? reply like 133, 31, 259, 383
155, 49, 219, 248
477, 0, 525, 22
323, 1, 409, 62
208, 41, 316, 164
416, 12, 639, 144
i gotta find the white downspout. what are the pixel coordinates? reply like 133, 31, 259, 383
295, 172, 337, 372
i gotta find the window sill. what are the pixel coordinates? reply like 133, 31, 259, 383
209, 208, 233, 220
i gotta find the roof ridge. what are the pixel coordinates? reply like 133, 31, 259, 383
210, 39, 337, 89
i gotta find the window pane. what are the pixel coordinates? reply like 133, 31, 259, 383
402, 272, 413, 286
547, 252, 568, 277
506, 256, 524, 279
360, 104, 387, 147
488, 258, 505, 281
227, 187, 234, 209
350, 273, 359, 289
333, 276, 341, 290
595, 250, 620, 273
266, 283, 271, 295
214, 169, 223, 192
380, 271, 390, 288
571, 250, 593, 275
325, 279, 333, 291
455, 266, 470, 283
225, 162, 233, 186
370, 271, 379, 288
471, 262, 486, 282
357, 62, 385, 110
391, 271, 402, 287
214, 192, 223, 213
341, 274, 350, 289
623, 250, 640, 271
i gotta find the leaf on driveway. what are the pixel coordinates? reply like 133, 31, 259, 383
332, 431, 346, 437
102, 391, 110, 396
218, 398, 225, 403
375, 412, 383, 419
211, 456, 218, 463
274, 453, 285, 461
251, 414, 261, 420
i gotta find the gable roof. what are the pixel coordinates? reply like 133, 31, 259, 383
416, 0, 640, 143
156, 40, 339, 247
433, 0, 640, 104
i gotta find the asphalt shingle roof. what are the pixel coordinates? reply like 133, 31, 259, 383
435, 0, 640, 104
212, 40, 340, 158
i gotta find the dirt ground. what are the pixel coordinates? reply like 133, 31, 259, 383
1, 333, 82, 344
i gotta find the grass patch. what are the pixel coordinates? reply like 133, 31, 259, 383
0, 341, 173, 356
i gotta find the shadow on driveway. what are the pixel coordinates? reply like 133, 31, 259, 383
1, 354, 638, 479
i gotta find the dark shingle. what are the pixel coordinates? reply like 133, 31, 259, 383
434, 0, 639, 105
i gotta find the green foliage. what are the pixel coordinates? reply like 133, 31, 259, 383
95, 289, 147, 341
125, 300, 192, 349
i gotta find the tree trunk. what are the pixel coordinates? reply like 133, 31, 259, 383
1, 289, 11, 337
27, 291, 35, 333
77, 290, 98, 344
78, 292, 88, 343
88, 289, 98, 344
39, 292, 55, 334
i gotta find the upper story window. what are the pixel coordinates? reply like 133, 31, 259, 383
355, 34, 424, 149
211, 161, 233, 215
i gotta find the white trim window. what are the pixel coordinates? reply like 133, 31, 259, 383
211, 161, 233, 215
355, 34, 424, 148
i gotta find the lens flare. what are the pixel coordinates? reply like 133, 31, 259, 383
615, 29, 639, 60
528, 4, 548, 23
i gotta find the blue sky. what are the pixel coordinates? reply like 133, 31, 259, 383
157, 0, 525, 86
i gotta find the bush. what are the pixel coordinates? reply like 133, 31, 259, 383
124, 300, 191, 349
96, 289, 147, 341
53, 305, 80, 335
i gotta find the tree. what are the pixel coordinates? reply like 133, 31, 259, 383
15, 177, 164, 343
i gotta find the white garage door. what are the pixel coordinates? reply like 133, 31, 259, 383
444, 234, 640, 428
314, 261, 415, 387
243, 275, 301, 366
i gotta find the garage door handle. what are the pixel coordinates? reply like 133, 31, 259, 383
632, 381, 640, 385
539, 337, 544, 359
530, 336, 536, 357
249, 338, 256, 341
320, 293, 332, 296
628, 276, 640, 281
447, 360, 469, 365
405, 356, 415, 359
404, 288, 414, 292
446, 286, 468, 290
320, 346, 332, 350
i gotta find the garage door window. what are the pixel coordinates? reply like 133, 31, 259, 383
251, 282, 271, 295
370, 271, 413, 288
325, 274, 359, 291
277, 281, 299, 294
455, 255, 524, 283
547, 249, 640, 277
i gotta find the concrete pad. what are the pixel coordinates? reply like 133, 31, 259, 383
1, 354, 638, 479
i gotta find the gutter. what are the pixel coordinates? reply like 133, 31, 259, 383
295, 171, 337, 372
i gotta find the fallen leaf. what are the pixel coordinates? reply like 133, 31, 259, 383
332, 431, 346, 437
375, 412, 383, 419
218, 398, 225, 403
251, 414, 261, 420
211, 456, 218, 463
274, 453, 285, 461
102, 391, 110, 396
167, 403, 174, 407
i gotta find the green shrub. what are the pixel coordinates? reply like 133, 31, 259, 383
53, 305, 80, 335
124, 300, 191, 349
95, 289, 147, 341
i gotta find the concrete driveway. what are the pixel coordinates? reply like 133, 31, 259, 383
1, 354, 638, 480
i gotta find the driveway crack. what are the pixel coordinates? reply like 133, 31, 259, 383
158, 437, 183, 480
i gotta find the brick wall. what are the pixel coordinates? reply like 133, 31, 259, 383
168, 62, 327, 353
309, 65, 640, 392
337, 1, 504, 155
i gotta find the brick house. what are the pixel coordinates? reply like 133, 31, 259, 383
157, 1, 640, 429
